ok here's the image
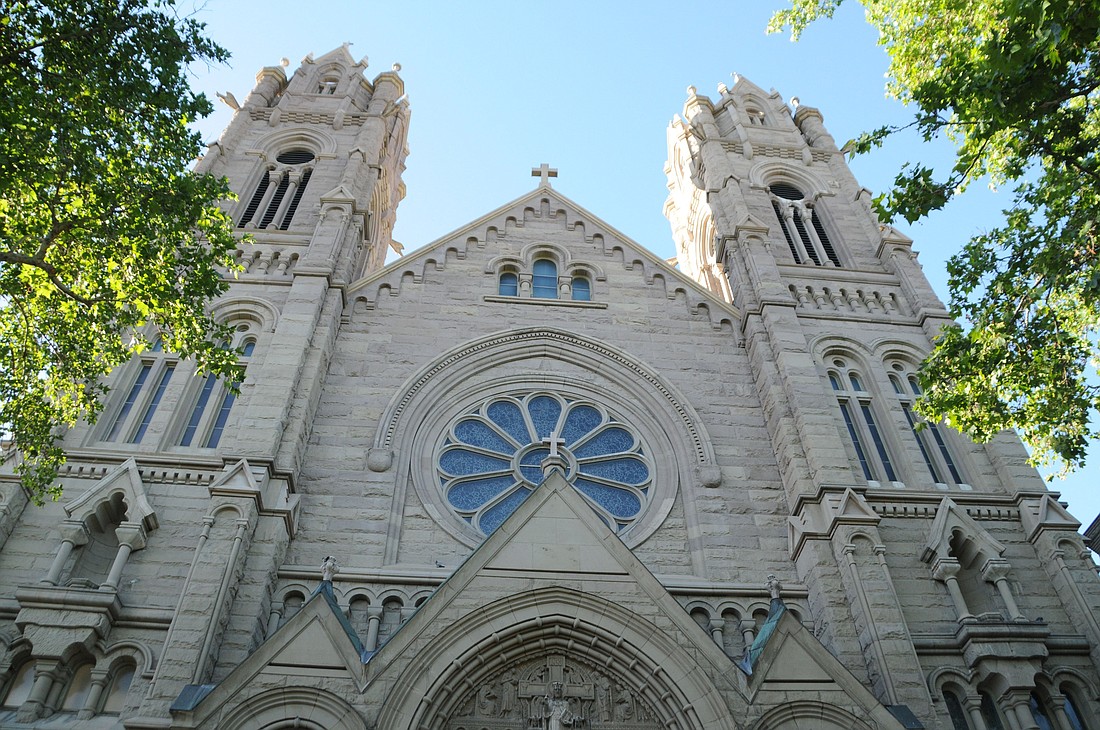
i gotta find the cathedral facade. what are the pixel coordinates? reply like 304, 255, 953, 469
0, 46, 1098, 730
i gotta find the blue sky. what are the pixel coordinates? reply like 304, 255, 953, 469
186, 1, 1098, 527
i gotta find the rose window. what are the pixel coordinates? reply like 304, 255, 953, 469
437, 393, 652, 536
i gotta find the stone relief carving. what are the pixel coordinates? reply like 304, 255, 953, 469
447, 653, 659, 729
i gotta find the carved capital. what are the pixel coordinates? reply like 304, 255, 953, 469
981, 558, 1012, 583
57, 520, 90, 547
113, 522, 147, 552
931, 557, 962, 581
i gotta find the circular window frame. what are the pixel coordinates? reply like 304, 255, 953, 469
411, 378, 680, 549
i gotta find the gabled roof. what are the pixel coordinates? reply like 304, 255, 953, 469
347, 182, 740, 327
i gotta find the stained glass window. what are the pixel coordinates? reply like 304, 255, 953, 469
438, 393, 651, 536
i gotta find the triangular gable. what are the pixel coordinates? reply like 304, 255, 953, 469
1020, 494, 1082, 542
364, 464, 744, 729
745, 609, 907, 729
921, 498, 1005, 565
346, 183, 740, 326
65, 457, 157, 531
209, 459, 301, 535
169, 582, 367, 723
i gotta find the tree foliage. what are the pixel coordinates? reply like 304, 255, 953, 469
0, 0, 241, 502
770, 0, 1100, 474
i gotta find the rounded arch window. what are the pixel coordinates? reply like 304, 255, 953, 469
531, 259, 558, 299
2, 662, 34, 708
101, 664, 135, 714
437, 392, 652, 536
570, 275, 591, 301
276, 149, 315, 165
770, 182, 804, 200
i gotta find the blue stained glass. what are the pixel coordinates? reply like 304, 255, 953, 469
574, 478, 641, 519
486, 400, 530, 444
573, 427, 634, 458
519, 447, 550, 484
579, 457, 649, 485
528, 396, 562, 439
447, 475, 517, 511
561, 406, 602, 445
478, 488, 532, 534
454, 419, 515, 454
439, 448, 510, 477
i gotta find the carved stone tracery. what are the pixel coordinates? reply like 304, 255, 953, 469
447, 653, 660, 729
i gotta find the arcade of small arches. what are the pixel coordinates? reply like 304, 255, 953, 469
933, 668, 1094, 730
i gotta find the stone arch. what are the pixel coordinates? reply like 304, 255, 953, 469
246, 127, 339, 159
209, 296, 279, 333
376, 327, 717, 548
101, 640, 154, 678
376, 586, 738, 730
748, 161, 830, 200
750, 700, 875, 730
219, 687, 366, 730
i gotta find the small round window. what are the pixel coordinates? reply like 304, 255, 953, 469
276, 149, 315, 165
437, 392, 652, 536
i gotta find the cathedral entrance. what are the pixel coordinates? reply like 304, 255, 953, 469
445, 653, 661, 729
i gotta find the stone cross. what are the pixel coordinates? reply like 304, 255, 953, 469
542, 432, 565, 459
532, 163, 558, 186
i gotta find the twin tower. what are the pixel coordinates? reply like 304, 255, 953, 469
0, 45, 1097, 730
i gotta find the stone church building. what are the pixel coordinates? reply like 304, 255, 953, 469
1, 46, 1099, 730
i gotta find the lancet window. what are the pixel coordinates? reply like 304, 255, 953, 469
238, 149, 316, 231
828, 358, 897, 483
179, 326, 256, 449
887, 362, 964, 486
769, 182, 841, 267
101, 337, 175, 444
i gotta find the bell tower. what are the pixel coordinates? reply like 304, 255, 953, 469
196, 45, 410, 283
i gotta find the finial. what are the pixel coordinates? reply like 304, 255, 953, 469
342, 41, 354, 52
686, 84, 697, 97
280, 57, 290, 68
731, 72, 741, 84
766, 574, 782, 599
790, 96, 801, 108
321, 556, 339, 582
392, 62, 402, 72
358, 55, 369, 67
717, 82, 728, 95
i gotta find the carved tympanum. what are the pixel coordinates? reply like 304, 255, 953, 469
447, 653, 659, 729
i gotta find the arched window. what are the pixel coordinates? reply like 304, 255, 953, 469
2, 662, 34, 709
531, 259, 558, 299
100, 664, 134, 715
942, 689, 972, 730
498, 271, 518, 296
102, 337, 175, 444
180, 328, 256, 449
828, 358, 897, 483
1060, 685, 1091, 730
60, 663, 94, 712
888, 363, 964, 486
281, 592, 305, 628
1030, 693, 1056, 730
746, 107, 767, 126
571, 275, 591, 301
980, 692, 1006, 730
769, 183, 841, 267
239, 149, 315, 230
317, 75, 339, 94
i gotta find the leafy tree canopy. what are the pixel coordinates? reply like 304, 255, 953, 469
0, 0, 241, 502
770, 0, 1100, 475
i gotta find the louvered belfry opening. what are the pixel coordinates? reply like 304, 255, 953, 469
768, 182, 841, 267
237, 149, 316, 230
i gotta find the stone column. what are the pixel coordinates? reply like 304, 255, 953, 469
43, 520, 89, 585
193, 518, 249, 684
932, 558, 974, 621
77, 669, 110, 720
101, 522, 147, 591
265, 170, 301, 229
982, 559, 1025, 621
708, 618, 724, 646
365, 606, 383, 651
1005, 692, 1040, 730
17, 661, 58, 722
1047, 693, 1076, 730
244, 168, 279, 228
266, 601, 284, 640
963, 695, 990, 730
739, 619, 756, 648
